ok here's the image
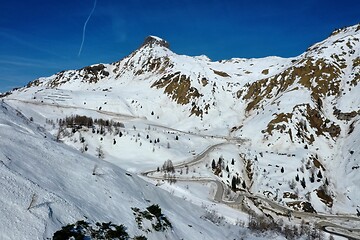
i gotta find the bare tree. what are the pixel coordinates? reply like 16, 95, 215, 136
289, 179, 296, 190
162, 160, 175, 173
56, 126, 64, 142
96, 146, 105, 160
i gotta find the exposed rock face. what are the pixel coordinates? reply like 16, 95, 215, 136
140, 36, 170, 49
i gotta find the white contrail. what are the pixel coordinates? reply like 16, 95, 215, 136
78, 0, 97, 56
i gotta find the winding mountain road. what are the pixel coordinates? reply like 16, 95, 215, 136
142, 142, 360, 240
7, 98, 360, 239
6, 98, 249, 143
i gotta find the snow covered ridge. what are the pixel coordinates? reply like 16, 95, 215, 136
2, 24, 360, 238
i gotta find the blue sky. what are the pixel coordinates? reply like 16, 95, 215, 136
0, 0, 359, 92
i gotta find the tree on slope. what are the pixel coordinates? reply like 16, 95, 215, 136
96, 146, 105, 160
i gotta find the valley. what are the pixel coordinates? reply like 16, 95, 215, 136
1, 23, 360, 239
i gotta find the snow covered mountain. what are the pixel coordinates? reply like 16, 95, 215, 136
0, 101, 249, 240
2, 23, 360, 238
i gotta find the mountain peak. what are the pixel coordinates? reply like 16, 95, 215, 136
140, 35, 170, 49
329, 23, 360, 37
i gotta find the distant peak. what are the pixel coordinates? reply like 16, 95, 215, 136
140, 35, 170, 49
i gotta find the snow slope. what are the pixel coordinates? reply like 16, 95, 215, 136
3, 23, 360, 221
0, 101, 257, 240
